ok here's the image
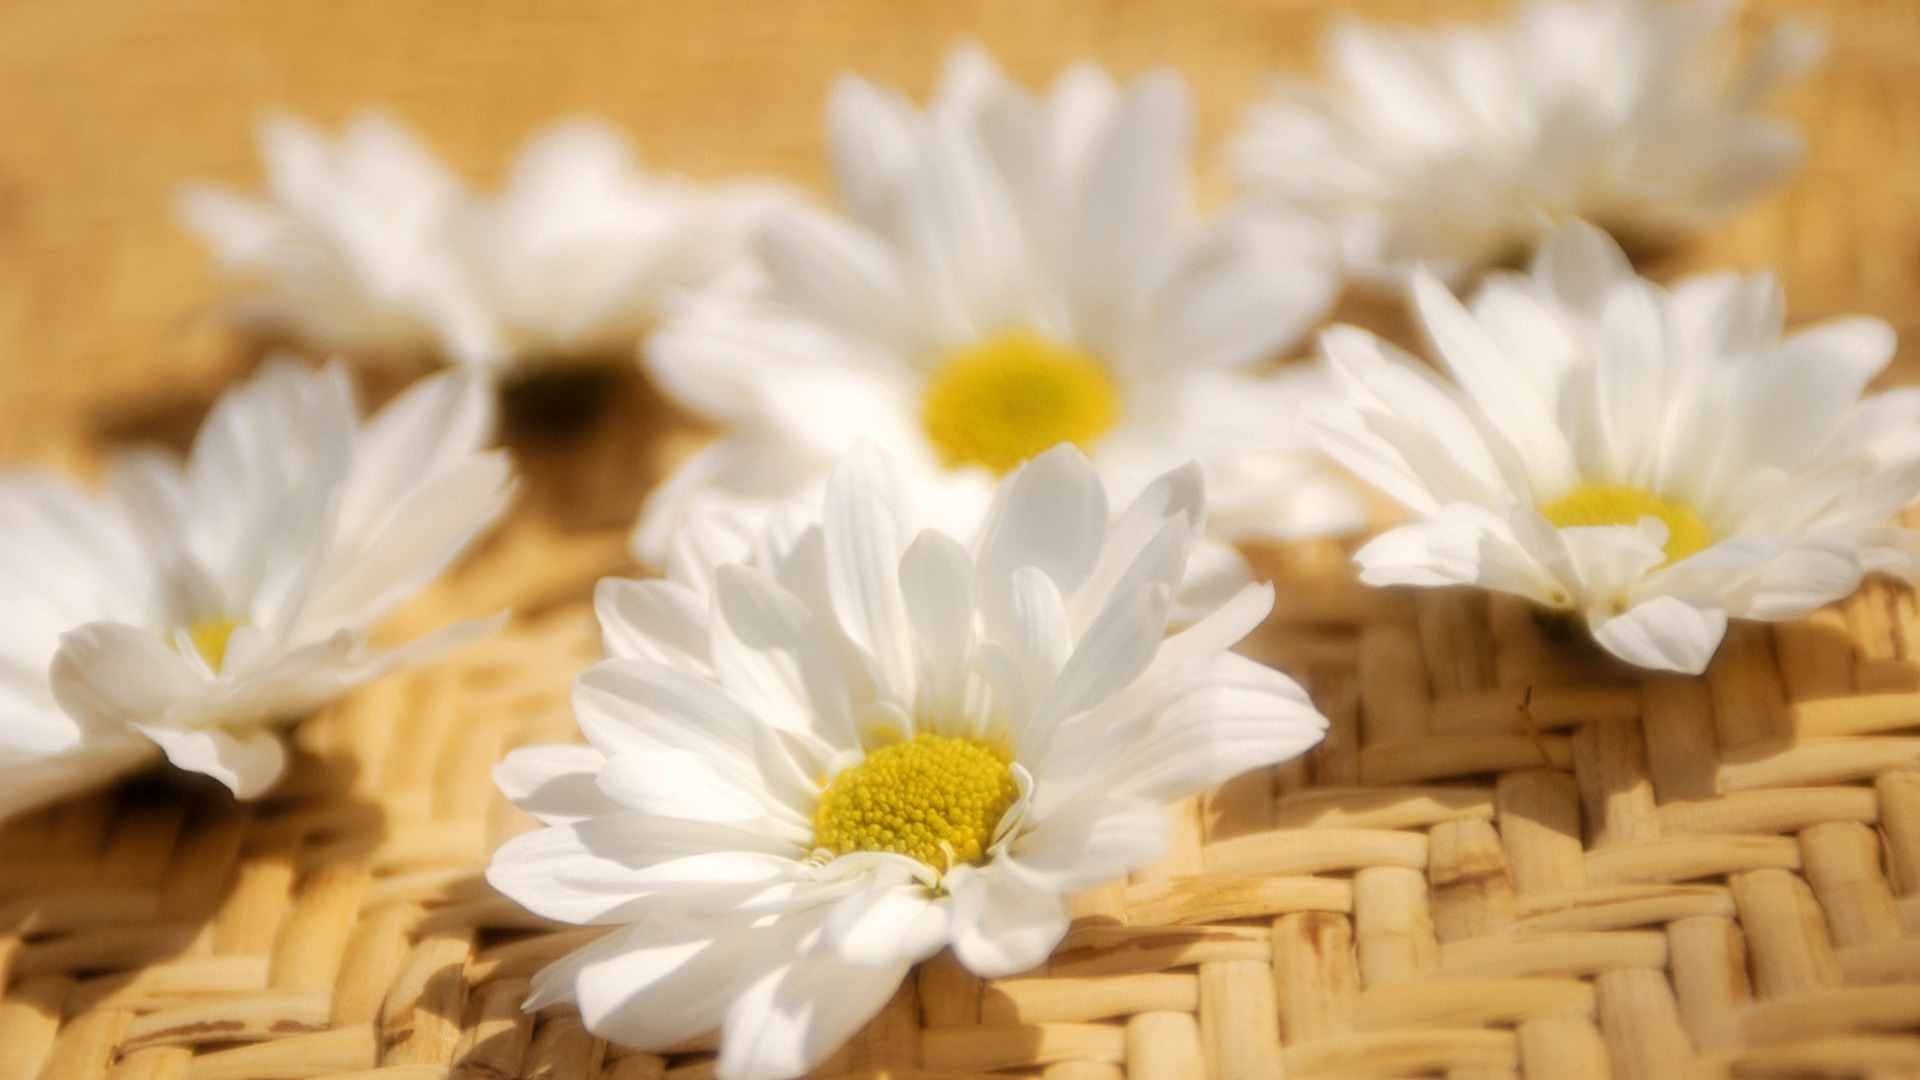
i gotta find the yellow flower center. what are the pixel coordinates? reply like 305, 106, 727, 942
812, 733, 1018, 869
1538, 483, 1713, 565
185, 616, 240, 673
920, 332, 1121, 474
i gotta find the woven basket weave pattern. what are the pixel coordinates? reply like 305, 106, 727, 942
6, 0, 1920, 1077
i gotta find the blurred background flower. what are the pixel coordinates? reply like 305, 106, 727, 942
176, 113, 798, 374
1232, 0, 1820, 285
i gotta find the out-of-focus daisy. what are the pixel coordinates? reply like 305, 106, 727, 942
0, 361, 513, 819
177, 114, 482, 366
450, 119, 797, 369
1232, 0, 1820, 284
1308, 220, 1920, 674
489, 444, 1327, 1080
635, 43, 1358, 580
178, 113, 794, 373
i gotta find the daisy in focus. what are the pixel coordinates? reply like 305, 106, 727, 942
1308, 220, 1920, 674
177, 113, 793, 373
1231, 0, 1820, 284
636, 42, 1360, 579
488, 444, 1328, 1080
0, 361, 513, 820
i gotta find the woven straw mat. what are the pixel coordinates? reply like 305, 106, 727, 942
7, 0, 1920, 1077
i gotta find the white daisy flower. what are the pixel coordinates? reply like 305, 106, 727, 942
1307, 220, 1920, 674
488, 443, 1328, 1080
1231, 0, 1820, 283
178, 113, 795, 372
635, 42, 1359, 581
176, 113, 486, 366
0, 361, 514, 819
449, 119, 799, 370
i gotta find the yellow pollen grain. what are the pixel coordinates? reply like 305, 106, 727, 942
185, 617, 240, 673
1538, 482, 1713, 565
813, 733, 1018, 869
921, 332, 1121, 474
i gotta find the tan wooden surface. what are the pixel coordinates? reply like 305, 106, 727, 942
5, 0, 1920, 1077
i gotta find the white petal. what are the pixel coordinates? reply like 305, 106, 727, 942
1589, 596, 1728, 675
570, 662, 725, 762
960, 53, 1055, 259
1357, 502, 1563, 606
1165, 367, 1369, 544
719, 929, 916, 1080
970, 642, 1030, 749
0, 476, 151, 678
936, 40, 1016, 119
644, 305, 897, 429
494, 744, 618, 827
1304, 396, 1445, 516
976, 445, 1108, 641
1531, 220, 1634, 320
1466, 279, 1575, 410
1023, 584, 1170, 760
629, 432, 828, 573
893, 108, 1031, 340
174, 183, 290, 263
1412, 270, 1572, 490
595, 578, 712, 668
755, 208, 918, 351
822, 879, 950, 967
1541, 527, 1667, 610
1075, 460, 1202, 627
827, 73, 921, 236
1081, 517, 1188, 634
899, 530, 975, 724
1007, 796, 1168, 893
1159, 581, 1274, 663
1508, 505, 1660, 609
1862, 527, 1920, 583
303, 451, 513, 629
570, 660, 820, 813
322, 613, 499, 691
1739, 317, 1896, 470
1142, 208, 1338, 372
102, 450, 191, 571
1588, 281, 1670, 483
1809, 388, 1920, 473
1314, 326, 1512, 507
1668, 535, 1864, 622
1003, 566, 1073, 720
822, 445, 919, 702
179, 362, 356, 635
1044, 62, 1122, 183
1064, 652, 1326, 809
1066, 69, 1189, 364
50, 622, 204, 736
337, 369, 494, 537
711, 566, 857, 750
486, 815, 799, 924
1673, 272, 1780, 372
944, 861, 1071, 978
597, 747, 797, 829
566, 917, 773, 1052
1169, 538, 1256, 627
0, 697, 87, 760
134, 724, 289, 799
1351, 524, 1471, 588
